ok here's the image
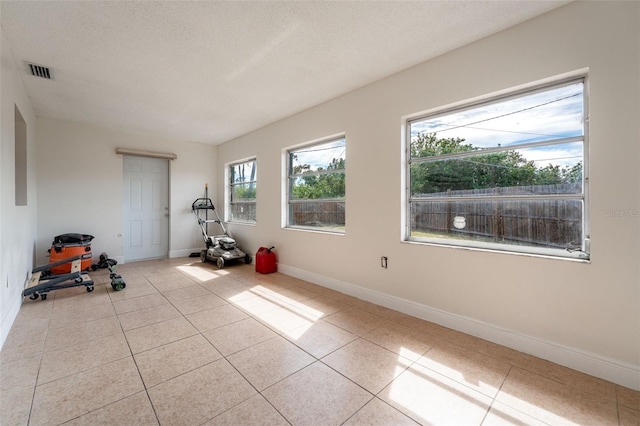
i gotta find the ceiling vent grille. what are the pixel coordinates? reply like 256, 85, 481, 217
26, 62, 53, 80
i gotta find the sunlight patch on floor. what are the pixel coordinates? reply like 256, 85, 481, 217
398, 347, 422, 363
387, 354, 492, 424
250, 286, 324, 321
495, 391, 581, 425
387, 351, 582, 425
176, 265, 230, 282
227, 285, 324, 339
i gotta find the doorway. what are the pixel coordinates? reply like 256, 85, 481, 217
122, 155, 169, 261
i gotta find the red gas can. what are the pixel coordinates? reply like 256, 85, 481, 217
255, 246, 277, 274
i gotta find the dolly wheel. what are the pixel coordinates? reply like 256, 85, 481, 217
244, 254, 252, 264
216, 257, 225, 269
86, 286, 94, 292
41, 294, 47, 300
29, 294, 39, 300
200, 250, 207, 263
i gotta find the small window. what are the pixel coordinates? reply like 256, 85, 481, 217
287, 136, 346, 233
228, 158, 256, 223
406, 78, 588, 259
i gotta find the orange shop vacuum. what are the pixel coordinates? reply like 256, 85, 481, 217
48, 233, 94, 274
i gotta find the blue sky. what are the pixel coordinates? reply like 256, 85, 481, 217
291, 138, 346, 172
231, 160, 256, 182
411, 81, 584, 168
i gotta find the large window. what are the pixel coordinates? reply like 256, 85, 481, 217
228, 158, 256, 223
287, 136, 346, 232
407, 78, 588, 259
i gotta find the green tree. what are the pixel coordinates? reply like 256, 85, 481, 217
411, 133, 473, 157
291, 158, 345, 199
561, 161, 583, 184
411, 133, 582, 195
231, 161, 256, 200
233, 185, 256, 200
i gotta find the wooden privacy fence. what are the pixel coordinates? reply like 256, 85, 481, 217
412, 184, 583, 248
229, 200, 346, 226
291, 200, 345, 227
229, 202, 256, 222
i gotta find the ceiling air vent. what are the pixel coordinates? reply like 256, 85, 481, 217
26, 62, 53, 80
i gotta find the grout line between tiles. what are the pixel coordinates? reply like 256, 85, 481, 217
477, 364, 512, 426
7, 259, 632, 426
25, 306, 52, 426
120, 305, 163, 426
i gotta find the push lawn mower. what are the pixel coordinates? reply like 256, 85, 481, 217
192, 198, 251, 269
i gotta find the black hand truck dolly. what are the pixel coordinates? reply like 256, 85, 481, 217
23, 256, 95, 301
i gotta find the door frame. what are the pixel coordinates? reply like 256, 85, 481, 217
122, 154, 171, 262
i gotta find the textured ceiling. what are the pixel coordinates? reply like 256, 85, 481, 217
1, 1, 569, 145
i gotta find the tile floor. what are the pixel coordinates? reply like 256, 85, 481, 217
1, 257, 638, 426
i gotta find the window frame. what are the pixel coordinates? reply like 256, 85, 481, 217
285, 135, 346, 234
404, 76, 589, 260
226, 157, 257, 224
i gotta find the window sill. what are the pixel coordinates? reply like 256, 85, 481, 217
284, 226, 345, 236
227, 221, 256, 227
402, 239, 591, 263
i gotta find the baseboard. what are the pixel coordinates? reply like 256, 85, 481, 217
278, 263, 640, 391
0, 293, 23, 351
169, 248, 202, 259
119, 249, 200, 264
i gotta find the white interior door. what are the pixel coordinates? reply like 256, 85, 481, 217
122, 155, 169, 261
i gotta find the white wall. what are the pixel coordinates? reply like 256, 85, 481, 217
36, 118, 217, 265
0, 27, 37, 348
217, 2, 640, 388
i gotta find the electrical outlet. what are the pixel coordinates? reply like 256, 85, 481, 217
381, 256, 388, 269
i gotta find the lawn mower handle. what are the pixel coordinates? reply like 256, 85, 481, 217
192, 198, 215, 211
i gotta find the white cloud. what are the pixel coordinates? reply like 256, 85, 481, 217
518, 143, 582, 168
412, 82, 584, 149
291, 139, 346, 171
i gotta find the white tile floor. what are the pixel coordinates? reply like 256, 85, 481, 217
1, 257, 638, 425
